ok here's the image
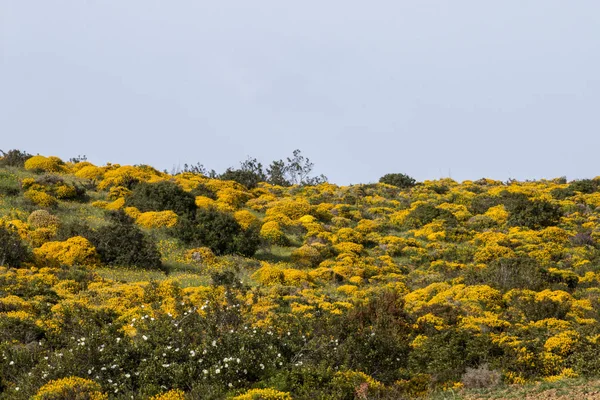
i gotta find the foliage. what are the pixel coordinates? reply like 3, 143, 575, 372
0, 225, 30, 267
0, 171, 20, 196
379, 173, 417, 188
33, 376, 107, 400
4, 153, 600, 398
34, 236, 100, 267
172, 208, 260, 256
126, 180, 197, 217
0, 149, 32, 167
87, 211, 163, 270
24, 155, 65, 173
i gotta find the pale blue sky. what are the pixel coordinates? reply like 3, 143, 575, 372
1, 1, 599, 184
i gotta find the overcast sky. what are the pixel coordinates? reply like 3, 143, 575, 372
1, 1, 599, 184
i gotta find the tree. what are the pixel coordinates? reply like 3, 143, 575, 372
266, 159, 291, 186
379, 173, 417, 189
267, 149, 327, 186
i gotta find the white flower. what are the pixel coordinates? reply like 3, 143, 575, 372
15, 387, 19, 391
203, 369, 208, 374
9, 361, 14, 365
142, 335, 148, 341
215, 368, 221, 374
260, 363, 265, 370
125, 373, 131, 378
212, 340, 217, 347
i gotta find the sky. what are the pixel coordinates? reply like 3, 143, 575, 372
1, 1, 599, 185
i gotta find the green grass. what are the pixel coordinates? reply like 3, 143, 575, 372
254, 245, 295, 263
95, 267, 210, 288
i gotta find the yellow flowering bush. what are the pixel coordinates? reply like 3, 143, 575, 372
33, 376, 107, 400
136, 210, 178, 228
260, 221, 288, 245
24, 155, 65, 173
252, 263, 285, 286
150, 389, 186, 400
234, 209, 259, 229
333, 241, 364, 255
24, 189, 58, 208
34, 236, 100, 267
232, 388, 293, 400
195, 195, 217, 208
265, 199, 311, 220
74, 165, 105, 181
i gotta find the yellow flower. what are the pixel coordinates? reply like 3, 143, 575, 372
232, 388, 293, 400
33, 376, 107, 400
34, 236, 100, 267
136, 210, 178, 228
24, 155, 65, 173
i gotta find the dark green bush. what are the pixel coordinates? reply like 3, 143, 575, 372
172, 208, 260, 256
504, 194, 562, 229
87, 211, 163, 270
126, 180, 197, 217
569, 179, 599, 194
220, 168, 265, 190
470, 194, 502, 214
0, 225, 30, 267
379, 173, 417, 189
404, 203, 458, 228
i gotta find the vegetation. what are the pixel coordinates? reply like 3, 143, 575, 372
2, 150, 600, 399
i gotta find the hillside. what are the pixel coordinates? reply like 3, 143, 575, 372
1, 151, 600, 399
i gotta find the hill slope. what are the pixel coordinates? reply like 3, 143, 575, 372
1, 153, 600, 399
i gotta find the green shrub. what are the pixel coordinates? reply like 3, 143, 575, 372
404, 203, 458, 228
87, 211, 163, 270
0, 225, 30, 267
379, 173, 417, 189
126, 180, 196, 217
504, 194, 561, 229
172, 208, 260, 256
